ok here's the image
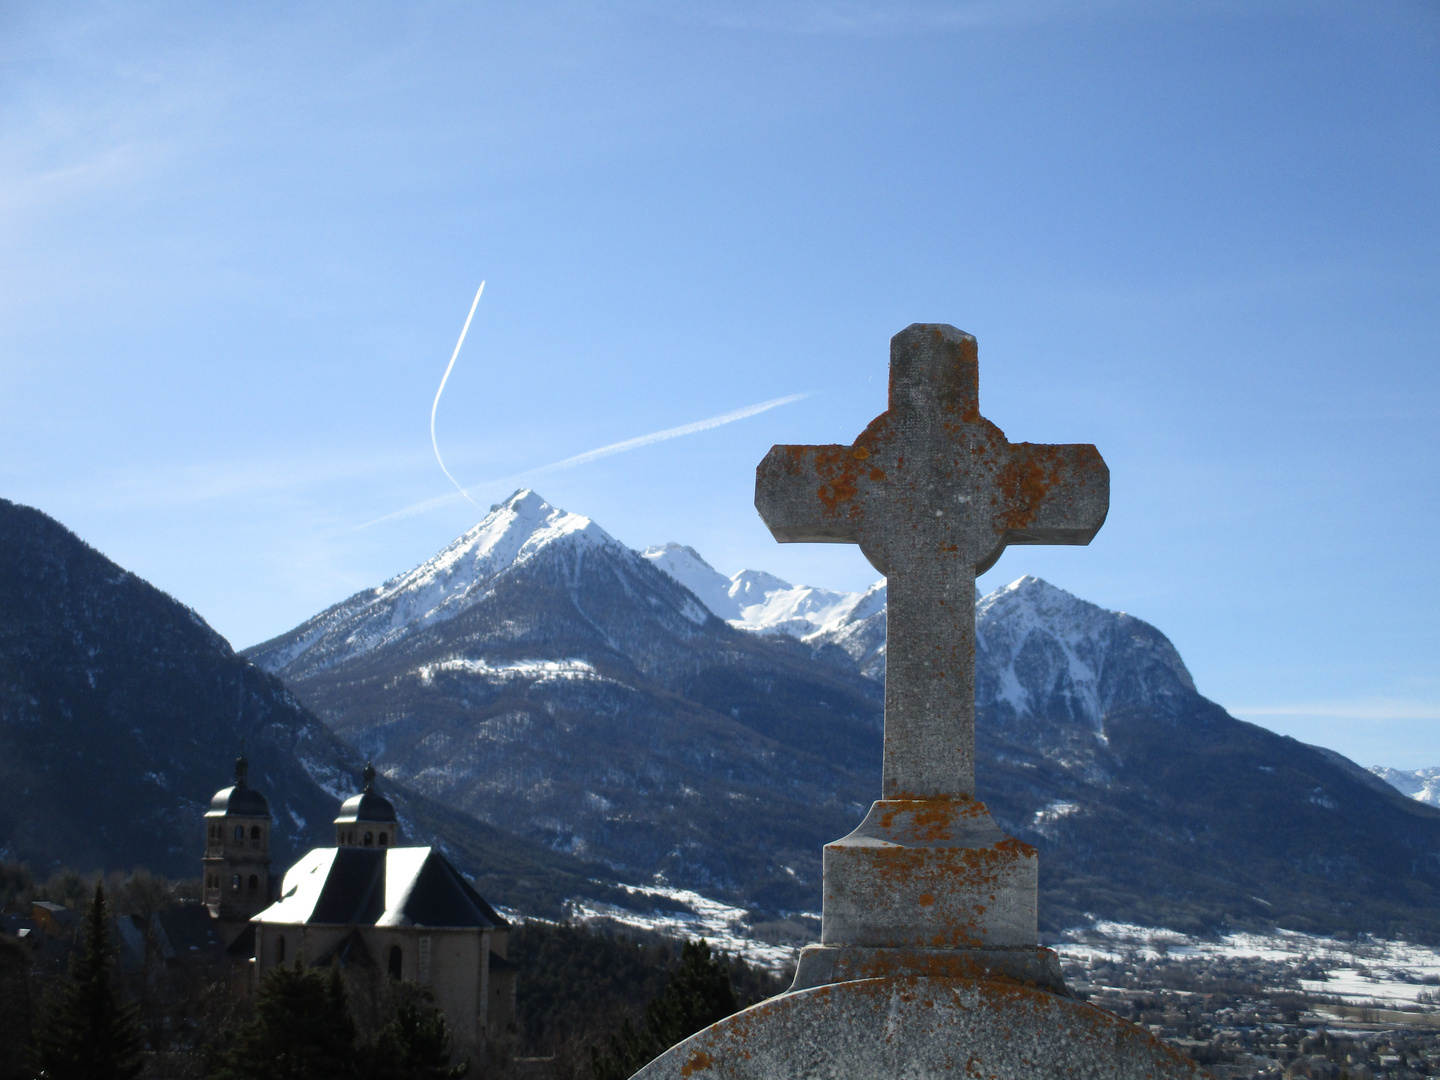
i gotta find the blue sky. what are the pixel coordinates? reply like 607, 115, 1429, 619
2, 1, 1437, 766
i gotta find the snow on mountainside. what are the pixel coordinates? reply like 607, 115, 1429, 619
640, 542, 873, 637
247, 491, 887, 914
639, 541, 889, 680
1372, 767, 1440, 807
250, 491, 711, 679
243, 491, 1440, 938
976, 576, 1197, 735
639, 552, 1199, 711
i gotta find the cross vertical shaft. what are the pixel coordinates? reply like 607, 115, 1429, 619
883, 550, 975, 798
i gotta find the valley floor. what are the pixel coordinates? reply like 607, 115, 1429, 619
561, 888, 1440, 1079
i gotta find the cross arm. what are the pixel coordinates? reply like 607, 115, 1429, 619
754, 444, 869, 545
995, 441, 1110, 549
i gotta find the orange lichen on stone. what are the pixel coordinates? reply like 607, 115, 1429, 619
679, 1050, 714, 1076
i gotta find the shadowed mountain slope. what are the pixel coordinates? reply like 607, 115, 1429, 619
0, 497, 631, 917
248, 491, 885, 912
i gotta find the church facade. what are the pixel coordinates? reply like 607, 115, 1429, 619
204, 760, 516, 1049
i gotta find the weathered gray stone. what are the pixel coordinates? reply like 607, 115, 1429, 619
755, 324, 1108, 800
820, 797, 1035, 950
632, 977, 1203, 1080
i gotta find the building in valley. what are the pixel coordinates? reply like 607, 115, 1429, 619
239, 762, 517, 1049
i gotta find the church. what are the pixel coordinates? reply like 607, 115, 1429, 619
203, 757, 517, 1049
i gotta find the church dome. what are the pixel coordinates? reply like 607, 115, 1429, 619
335, 762, 397, 824
207, 755, 270, 818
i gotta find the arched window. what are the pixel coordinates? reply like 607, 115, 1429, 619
276, 936, 286, 963
248, 874, 259, 890
233, 825, 244, 841
251, 825, 262, 841
378, 831, 388, 846
363, 831, 373, 847
388, 945, 402, 980
231, 874, 241, 891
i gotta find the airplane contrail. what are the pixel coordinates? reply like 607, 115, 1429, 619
430, 281, 486, 508
519, 393, 808, 478
358, 392, 809, 529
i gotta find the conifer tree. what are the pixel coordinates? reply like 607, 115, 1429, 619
590, 940, 738, 1080
364, 989, 467, 1080
209, 963, 357, 1080
29, 882, 144, 1080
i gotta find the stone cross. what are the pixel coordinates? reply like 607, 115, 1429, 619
755, 324, 1108, 800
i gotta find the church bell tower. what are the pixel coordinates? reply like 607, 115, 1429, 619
203, 754, 273, 921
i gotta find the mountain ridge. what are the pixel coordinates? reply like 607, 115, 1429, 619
249, 490, 1440, 940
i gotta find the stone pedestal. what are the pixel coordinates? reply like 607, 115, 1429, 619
792, 796, 1067, 995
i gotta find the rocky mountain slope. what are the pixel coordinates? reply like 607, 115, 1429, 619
0, 498, 630, 917
252, 491, 1440, 940
964, 578, 1440, 939
247, 491, 885, 913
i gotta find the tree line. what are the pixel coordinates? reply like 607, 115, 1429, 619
0, 864, 788, 1080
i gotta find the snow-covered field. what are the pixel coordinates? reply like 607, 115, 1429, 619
552, 895, 1440, 1005
567, 884, 806, 971
1058, 920, 1440, 1009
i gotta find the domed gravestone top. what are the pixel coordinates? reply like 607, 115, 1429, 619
635, 326, 1200, 1080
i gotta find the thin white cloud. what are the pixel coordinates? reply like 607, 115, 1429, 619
358, 392, 809, 529
651, 0, 1154, 36
1231, 701, 1440, 723
44, 450, 431, 513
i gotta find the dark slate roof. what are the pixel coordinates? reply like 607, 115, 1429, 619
208, 754, 271, 818
151, 903, 227, 964
207, 784, 271, 818
334, 761, 397, 824
334, 790, 397, 825
226, 922, 256, 959
255, 847, 508, 931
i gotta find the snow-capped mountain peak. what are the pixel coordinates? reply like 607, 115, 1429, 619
976, 575, 1196, 735
250, 490, 627, 676
639, 544, 738, 620
1371, 766, 1440, 807
640, 544, 880, 639
376, 489, 613, 613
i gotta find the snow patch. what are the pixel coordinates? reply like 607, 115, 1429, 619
567, 883, 796, 971
416, 657, 608, 686
1059, 921, 1440, 1009
1371, 766, 1440, 807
